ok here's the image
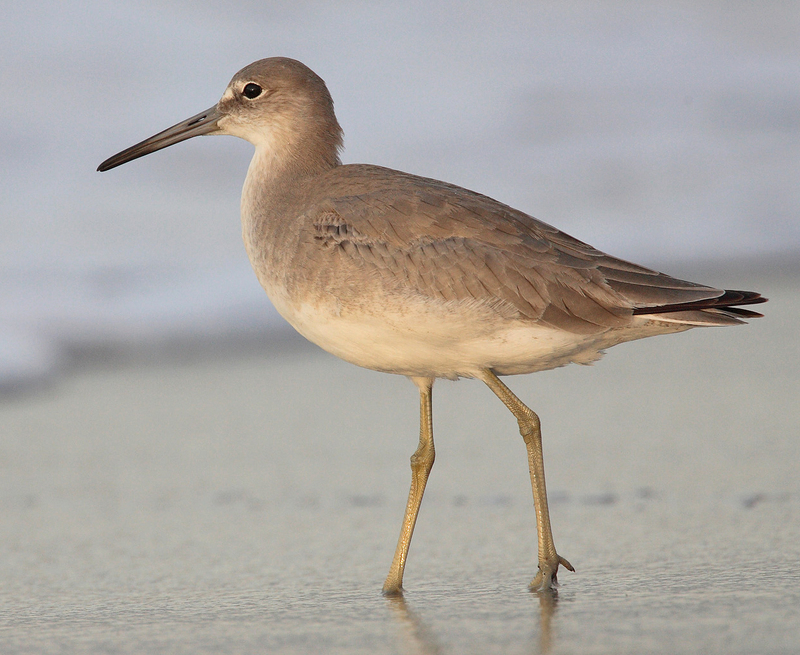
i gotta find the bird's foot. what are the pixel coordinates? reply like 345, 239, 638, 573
529, 555, 574, 591
382, 583, 404, 597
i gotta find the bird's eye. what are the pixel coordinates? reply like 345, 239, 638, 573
242, 83, 263, 99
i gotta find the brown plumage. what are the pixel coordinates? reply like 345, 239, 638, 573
303, 164, 764, 333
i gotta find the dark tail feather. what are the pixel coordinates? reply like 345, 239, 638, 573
719, 305, 765, 318
632, 290, 767, 318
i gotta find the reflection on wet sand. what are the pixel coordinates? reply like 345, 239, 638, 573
385, 595, 443, 655
535, 589, 558, 654
386, 589, 560, 655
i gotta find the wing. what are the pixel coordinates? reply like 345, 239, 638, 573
307, 165, 760, 334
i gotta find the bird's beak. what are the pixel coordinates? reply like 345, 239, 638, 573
97, 105, 223, 172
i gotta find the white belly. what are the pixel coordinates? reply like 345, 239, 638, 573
262, 283, 630, 379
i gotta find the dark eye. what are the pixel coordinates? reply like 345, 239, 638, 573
242, 83, 262, 99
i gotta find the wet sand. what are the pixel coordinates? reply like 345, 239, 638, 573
1, 266, 798, 654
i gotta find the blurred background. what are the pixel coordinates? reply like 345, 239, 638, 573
1, 0, 798, 389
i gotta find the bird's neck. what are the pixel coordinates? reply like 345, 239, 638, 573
239, 111, 343, 276
241, 134, 336, 217
243, 116, 340, 200
239, 141, 329, 281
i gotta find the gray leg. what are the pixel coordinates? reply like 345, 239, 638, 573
383, 376, 435, 595
478, 369, 573, 590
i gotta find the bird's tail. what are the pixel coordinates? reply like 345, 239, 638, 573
632, 290, 766, 326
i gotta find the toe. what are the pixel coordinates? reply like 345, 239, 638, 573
529, 554, 574, 591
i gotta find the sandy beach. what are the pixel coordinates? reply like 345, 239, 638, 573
0, 263, 797, 654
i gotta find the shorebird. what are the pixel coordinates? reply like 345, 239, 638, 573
98, 57, 765, 595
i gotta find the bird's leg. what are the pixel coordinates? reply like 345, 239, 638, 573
383, 377, 435, 595
479, 369, 573, 591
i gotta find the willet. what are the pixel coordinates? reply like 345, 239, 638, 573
98, 57, 766, 595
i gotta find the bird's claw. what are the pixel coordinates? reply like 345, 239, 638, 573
529, 555, 574, 591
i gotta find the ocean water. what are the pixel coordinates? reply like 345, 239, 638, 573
1, 0, 799, 388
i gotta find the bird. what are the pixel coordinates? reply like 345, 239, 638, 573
98, 57, 766, 595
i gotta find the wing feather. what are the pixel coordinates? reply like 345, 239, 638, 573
308, 165, 762, 332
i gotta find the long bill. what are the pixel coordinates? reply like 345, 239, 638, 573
97, 105, 222, 172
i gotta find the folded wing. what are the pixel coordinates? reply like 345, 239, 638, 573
309, 165, 765, 333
